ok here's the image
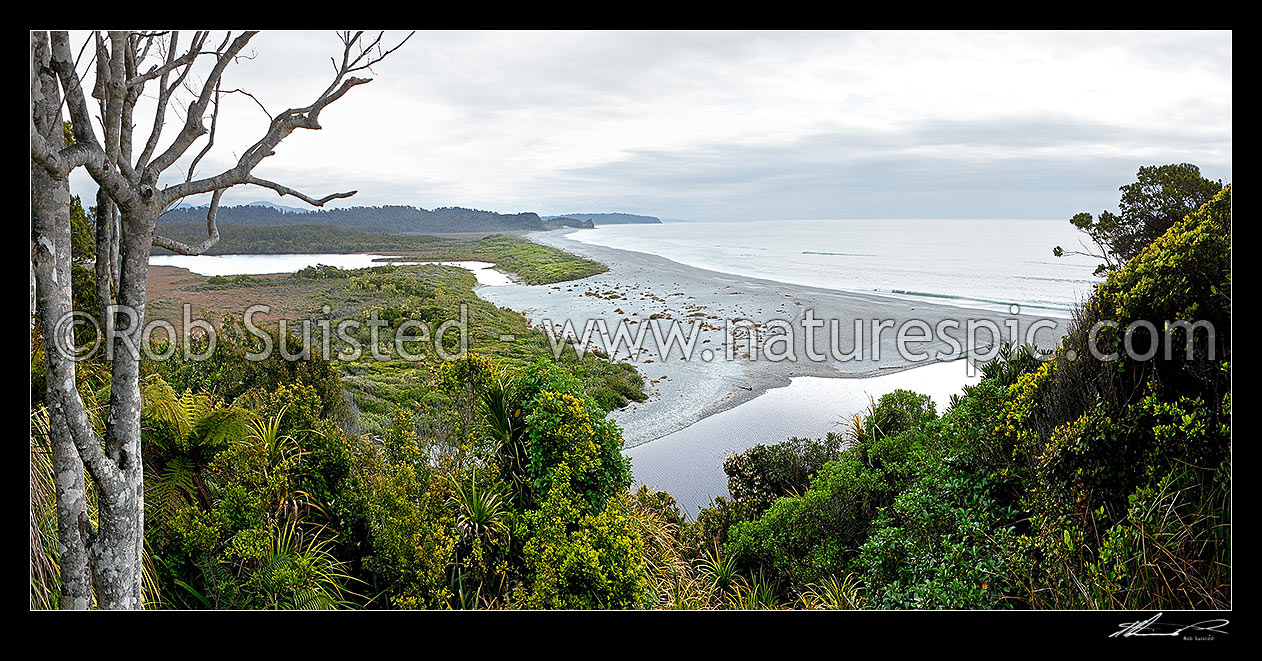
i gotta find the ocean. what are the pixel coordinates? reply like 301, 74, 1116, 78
568, 219, 1101, 317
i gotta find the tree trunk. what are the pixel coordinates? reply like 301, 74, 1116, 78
95, 190, 117, 339
33, 174, 153, 610
90, 210, 154, 609
31, 165, 94, 609
31, 32, 94, 609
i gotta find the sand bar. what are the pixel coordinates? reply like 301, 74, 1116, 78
479, 229, 1071, 447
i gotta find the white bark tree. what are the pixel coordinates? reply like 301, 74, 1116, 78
30, 29, 409, 609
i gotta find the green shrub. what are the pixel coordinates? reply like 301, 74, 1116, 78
522, 460, 647, 609
723, 433, 845, 517
294, 264, 351, 279
726, 456, 884, 589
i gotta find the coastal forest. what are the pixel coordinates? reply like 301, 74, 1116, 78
31, 178, 1231, 610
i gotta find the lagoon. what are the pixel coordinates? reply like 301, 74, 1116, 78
625, 358, 982, 517
148, 253, 514, 286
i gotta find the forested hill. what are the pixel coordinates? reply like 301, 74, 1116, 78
159, 204, 546, 234
542, 212, 662, 225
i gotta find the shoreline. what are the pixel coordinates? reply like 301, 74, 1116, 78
143, 233, 1075, 449
563, 222, 1085, 319
480, 229, 1072, 447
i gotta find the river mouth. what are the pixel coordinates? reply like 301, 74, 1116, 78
149, 246, 1012, 518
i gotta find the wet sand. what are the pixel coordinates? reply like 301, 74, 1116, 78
479, 229, 1071, 448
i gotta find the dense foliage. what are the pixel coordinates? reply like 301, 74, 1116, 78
32, 343, 652, 609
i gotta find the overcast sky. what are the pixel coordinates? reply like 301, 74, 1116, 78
66, 30, 1232, 221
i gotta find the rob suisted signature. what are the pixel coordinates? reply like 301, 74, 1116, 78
1110, 612, 1229, 639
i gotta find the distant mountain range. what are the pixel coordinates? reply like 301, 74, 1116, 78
160, 204, 662, 234
542, 213, 662, 225
160, 203, 546, 234
172, 200, 312, 214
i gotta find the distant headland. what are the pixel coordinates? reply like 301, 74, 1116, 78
542, 212, 662, 225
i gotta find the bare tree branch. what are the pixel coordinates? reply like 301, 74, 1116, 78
52, 33, 100, 150
153, 188, 223, 255
126, 30, 208, 87
340, 30, 412, 77
159, 33, 407, 205
103, 32, 126, 168
159, 74, 370, 202
120, 33, 141, 182
50, 32, 95, 121
48, 32, 142, 209
217, 87, 271, 119
29, 34, 63, 175
132, 32, 153, 68
186, 87, 221, 182
135, 31, 211, 173
147, 31, 256, 179
246, 176, 357, 206
91, 32, 107, 102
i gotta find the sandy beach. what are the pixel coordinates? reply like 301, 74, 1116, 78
479, 229, 1072, 448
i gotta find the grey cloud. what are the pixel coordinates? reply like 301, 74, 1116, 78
900, 116, 1229, 151
63, 31, 1231, 223
379, 31, 861, 119
539, 123, 1232, 220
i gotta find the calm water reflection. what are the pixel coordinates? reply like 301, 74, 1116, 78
148, 253, 513, 286
625, 358, 981, 518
